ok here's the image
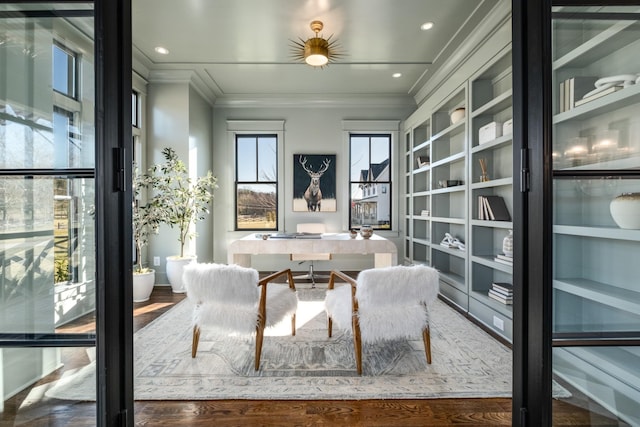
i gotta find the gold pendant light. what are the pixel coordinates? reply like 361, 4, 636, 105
291, 20, 342, 68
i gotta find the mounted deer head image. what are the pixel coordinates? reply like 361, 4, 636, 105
299, 155, 331, 211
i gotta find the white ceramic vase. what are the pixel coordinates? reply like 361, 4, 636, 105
610, 193, 640, 229
133, 269, 155, 302
502, 230, 513, 257
450, 107, 465, 125
166, 255, 196, 293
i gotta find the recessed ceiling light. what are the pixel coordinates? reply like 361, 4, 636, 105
154, 46, 169, 55
420, 22, 434, 31
392, 73, 402, 78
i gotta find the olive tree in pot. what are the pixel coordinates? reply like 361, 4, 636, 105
148, 147, 217, 293
132, 166, 164, 302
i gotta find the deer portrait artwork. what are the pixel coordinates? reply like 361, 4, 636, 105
293, 154, 336, 212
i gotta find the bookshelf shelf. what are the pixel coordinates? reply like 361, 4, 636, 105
471, 133, 513, 153
554, 278, 640, 316
471, 89, 513, 118
553, 83, 640, 124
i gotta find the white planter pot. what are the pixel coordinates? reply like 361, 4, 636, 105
133, 269, 155, 302
166, 256, 196, 293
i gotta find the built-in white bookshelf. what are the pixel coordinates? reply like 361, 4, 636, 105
404, 45, 513, 334
550, 9, 640, 426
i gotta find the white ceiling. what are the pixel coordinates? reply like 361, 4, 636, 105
132, 0, 501, 105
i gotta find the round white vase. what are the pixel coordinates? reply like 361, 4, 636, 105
610, 193, 640, 229
502, 230, 513, 257
133, 269, 155, 302
449, 107, 465, 125
166, 255, 196, 293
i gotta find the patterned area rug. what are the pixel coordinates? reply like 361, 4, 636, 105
45, 288, 520, 400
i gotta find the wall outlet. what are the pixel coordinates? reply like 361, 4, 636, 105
493, 315, 504, 331
153, 256, 160, 266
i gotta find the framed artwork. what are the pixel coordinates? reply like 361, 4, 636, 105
293, 154, 336, 212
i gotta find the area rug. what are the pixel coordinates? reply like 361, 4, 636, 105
44, 288, 538, 401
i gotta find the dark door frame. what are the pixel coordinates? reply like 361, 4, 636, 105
95, 0, 134, 425
512, 1, 640, 425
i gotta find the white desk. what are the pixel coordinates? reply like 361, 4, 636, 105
227, 233, 398, 268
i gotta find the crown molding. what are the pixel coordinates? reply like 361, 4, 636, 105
147, 69, 217, 106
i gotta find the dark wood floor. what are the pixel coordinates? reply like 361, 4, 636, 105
0, 282, 624, 426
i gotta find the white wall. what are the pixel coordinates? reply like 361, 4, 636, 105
211, 103, 414, 272
147, 81, 214, 284
189, 86, 214, 262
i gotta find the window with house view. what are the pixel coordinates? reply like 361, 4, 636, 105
235, 135, 278, 230
349, 134, 392, 230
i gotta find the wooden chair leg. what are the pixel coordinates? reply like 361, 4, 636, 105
255, 323, 265, 371
352, 316, 363, 375
327, 316, 333, 337
191, 325, 201, 358
291, 313, 296, 336
423, 325, 432, 364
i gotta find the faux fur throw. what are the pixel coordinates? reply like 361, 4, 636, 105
325, 265, 440, 343
183, 263, 297, 335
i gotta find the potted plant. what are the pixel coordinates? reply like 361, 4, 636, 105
132, 165, 164, 302
148, 147, 217, 292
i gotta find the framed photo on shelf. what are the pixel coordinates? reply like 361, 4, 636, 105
293, 154, 336, 212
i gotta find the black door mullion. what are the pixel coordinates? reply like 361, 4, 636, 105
512, 0, 555, 426
94, 0, 133, 425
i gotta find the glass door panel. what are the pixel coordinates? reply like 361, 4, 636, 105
551, 6, 640, 426
1, 2, 96, 421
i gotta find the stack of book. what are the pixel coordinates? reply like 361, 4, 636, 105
494, 253, 513, 266
478, 195, 511, 221
488, 282, 513, 305
558, 76, 598, 112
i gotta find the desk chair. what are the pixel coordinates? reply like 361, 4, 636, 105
290, 223, 331, 287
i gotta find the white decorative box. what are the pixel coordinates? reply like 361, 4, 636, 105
479, 121, 502, 144
502, 119, 513, 136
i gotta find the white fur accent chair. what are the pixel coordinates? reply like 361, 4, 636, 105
324, 265, 439, 374
182, 263, 298, 370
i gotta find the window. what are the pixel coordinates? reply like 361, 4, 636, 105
349, 134, 392, 230
52, 43, 77, 99
132, 91, 140, 127
53, 107, 82, 168
235, 135, 278, 230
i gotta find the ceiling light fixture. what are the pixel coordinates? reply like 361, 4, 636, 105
420, 22, 434, 31
154, 46, 169, 55
392, 73, 402, 78
291, 20, 342, 68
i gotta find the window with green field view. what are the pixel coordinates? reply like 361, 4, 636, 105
235, 135, 278, 230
